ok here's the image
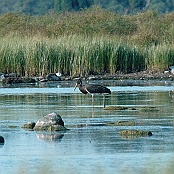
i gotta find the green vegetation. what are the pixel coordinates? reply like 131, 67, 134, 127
0, 36, 144, 76
0, 7, 174, 77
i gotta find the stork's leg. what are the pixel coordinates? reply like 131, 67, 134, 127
103, 94, 106, 108
92, 94, 94, 107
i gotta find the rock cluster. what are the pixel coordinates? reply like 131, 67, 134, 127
22, 112, 67, 131
1, 70, 174, 85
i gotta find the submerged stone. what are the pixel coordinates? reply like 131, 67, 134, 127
106, 121, 136, 126
119, 130, 152, 139
8, 125, 18, 129
104, 106, 129, 110
21, 122, 36, 129
140, 106, 159, 112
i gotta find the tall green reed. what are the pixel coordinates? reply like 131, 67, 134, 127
147, 44, 174, 71
0, 36, 173, 77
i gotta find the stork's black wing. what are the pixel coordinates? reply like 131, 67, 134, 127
85, 84, 111, 94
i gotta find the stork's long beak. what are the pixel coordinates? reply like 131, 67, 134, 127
74, 83, 77, 91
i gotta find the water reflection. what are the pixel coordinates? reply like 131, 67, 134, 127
36, 133, 64, 142
0, 143, 4, 148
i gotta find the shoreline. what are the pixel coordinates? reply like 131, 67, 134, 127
0, 71, 174, 84
68, 71, 174, 81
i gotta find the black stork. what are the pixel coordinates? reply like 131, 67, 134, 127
74, 79, 111, 108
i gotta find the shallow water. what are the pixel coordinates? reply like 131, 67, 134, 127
0, 80, 174, 174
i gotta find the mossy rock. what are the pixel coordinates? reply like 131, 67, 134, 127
8, 125, 18, 129
104, 106, 136, 111
21, 122, 36, 129
140, 106, 159, 112
34, 125, 67, 131
120, 130, 152, 139
106, 121, 136, 126
104, 106, 129, 110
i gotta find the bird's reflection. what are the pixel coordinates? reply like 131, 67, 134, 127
92, 105, 94, 117
0, 143, 4, 148
169, 90, 174, 103
36, 133, 64, 142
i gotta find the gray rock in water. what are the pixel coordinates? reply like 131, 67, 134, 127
34, 112, 67, 131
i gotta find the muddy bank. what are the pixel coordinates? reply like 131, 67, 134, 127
77, 71, 174, 81
1, 71, 174, 84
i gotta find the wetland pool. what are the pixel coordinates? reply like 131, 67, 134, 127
0, 79, 174, 174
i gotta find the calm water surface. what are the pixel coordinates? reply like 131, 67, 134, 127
0, 80, 174, 174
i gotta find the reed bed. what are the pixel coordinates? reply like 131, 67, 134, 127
1, 9, 174, 77
147, 44, 174, 71
0, 36, 174, 77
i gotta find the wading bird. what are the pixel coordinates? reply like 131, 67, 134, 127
74, 79, 111, 108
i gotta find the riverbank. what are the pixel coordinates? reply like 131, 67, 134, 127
0, 71, 174, 85
68, 71, 174, 81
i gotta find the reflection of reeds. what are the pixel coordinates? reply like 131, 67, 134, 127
0, 36, 174, 77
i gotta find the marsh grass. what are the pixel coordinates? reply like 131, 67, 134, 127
1, 7, 174, 76
0, 36, 144, 77
147, 44, 174, 71
0, 36, 174, 77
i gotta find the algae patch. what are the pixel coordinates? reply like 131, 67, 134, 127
106, 121, 136, 126
120, 129, 153, 139
140, 106, 159, 112
104, 106, 136, 110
